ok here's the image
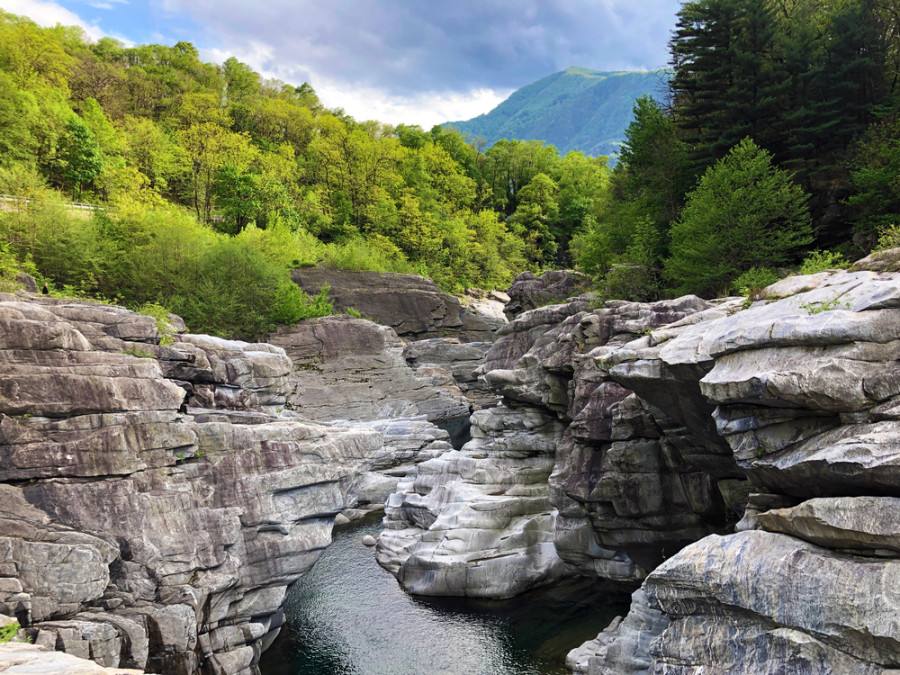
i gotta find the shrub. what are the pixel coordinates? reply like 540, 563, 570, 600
136, 301, 177, 346
875, 223, 900, 251
731, 267, 780, 296
0, 621, 19, 643
170, 238, 331, 339
798, 250, 849, 275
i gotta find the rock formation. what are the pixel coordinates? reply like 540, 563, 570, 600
0, 294, 452, 674
503, 269, 592, 319
569, 266, 900, 673
376, 293, 714, 596
376, 261, 900, 673
291, 267, 500, 340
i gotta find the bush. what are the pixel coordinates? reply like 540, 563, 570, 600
600, 263, 660, 301
875, 223, 900, 251
731, 267, 780, 296
320, 235, 415, 273
0, 621, 20, 643
798, 250, 849, 274
170, 237, 331, 339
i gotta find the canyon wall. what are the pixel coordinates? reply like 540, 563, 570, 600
0, 274, 483, 674
376, 264, 900, 673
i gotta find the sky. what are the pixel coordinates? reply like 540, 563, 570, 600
0, 0, 683, 127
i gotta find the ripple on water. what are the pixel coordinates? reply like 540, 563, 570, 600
259, 514, 630, 675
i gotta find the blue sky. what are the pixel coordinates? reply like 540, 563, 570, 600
1, 0, 683, 127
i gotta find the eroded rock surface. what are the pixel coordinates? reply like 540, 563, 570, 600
378, 295, 720, 596
269, 315, 470, 426
0, 295, 387, 674
570, 264, 900, 674
504, 269, 592, 319
291, 267, 498, 340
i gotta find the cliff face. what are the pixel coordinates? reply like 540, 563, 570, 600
575, 267, 900, 674
0, 293, 459, 674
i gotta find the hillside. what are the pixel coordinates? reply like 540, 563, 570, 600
444, 67, 671, 157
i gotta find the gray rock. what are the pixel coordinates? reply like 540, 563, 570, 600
377, 405, 572, 598
645, 531, 900, 671
269, 315, 470, 425
504, 269, 592, 319
291, 267, 498, 340
0, 295, 392, 674
567, 588, 668, 675
757, 496, 900, 553
0, 642, 145, 674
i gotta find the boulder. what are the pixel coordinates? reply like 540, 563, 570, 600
291, 267, 498, 340
504, 269, 592, 319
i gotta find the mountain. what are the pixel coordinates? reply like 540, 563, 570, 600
444, 67, 671, 158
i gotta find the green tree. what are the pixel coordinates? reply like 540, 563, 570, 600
665, 137, 812, 296
58, 116, 103, 199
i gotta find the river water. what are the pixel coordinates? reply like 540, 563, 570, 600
259, 515, 629, 675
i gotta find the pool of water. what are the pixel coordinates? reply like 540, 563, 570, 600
259, 515, 630, 675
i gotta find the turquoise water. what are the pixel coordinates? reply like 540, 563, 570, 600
259, 515, 629, 675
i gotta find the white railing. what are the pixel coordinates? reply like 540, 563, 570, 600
0, 195, 106, 212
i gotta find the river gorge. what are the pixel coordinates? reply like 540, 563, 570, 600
0, 262, 898, 674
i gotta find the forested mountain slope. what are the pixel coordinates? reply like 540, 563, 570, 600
444, 67, 670, 157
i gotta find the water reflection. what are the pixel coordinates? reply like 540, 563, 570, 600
260, 515, 629, 675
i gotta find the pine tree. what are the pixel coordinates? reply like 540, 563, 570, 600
665, 137, 812, 297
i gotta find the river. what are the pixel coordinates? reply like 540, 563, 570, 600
259, 514, 629, 675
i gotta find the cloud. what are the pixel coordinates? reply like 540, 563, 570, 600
158, 0, 681, 96
202, 43, 511, 127
1, 0, 105, 39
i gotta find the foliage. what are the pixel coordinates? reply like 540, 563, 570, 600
848, 111, 900, 239
122, 346, 154, 358
169, 238, 329, 339
0, 240, 27, 291
731, 267, 779, 296
665, 138, 812, 297
799, 294, 850, 314
0, 621, 20, 643
875, 223, 900, 252
798, 250, 849, 275
1, 4, 899, 318
136, 301, 176, 346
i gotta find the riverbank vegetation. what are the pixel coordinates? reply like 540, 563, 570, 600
1, 0, 899, 337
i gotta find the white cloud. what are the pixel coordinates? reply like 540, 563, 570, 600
201, 44, 508, 128
0, 0, 105, 40
318, 83, 510, 128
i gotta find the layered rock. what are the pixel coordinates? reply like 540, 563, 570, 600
376, 301, 593, 597
404, 338, 497, 411
571, 265, 900, 674
377, 404, 571, 597
378, 295, 721, 596
0, 642, 144, 674
291, 267, 499, 340
269, 315, 470, 426
504, 269, 592, 319
267, 316, 463, 510
0, 294, 385, 674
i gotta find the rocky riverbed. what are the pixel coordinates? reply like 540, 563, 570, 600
1, 263, 899, 674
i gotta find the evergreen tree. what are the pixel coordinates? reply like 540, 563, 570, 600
665, 138, 812, 297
